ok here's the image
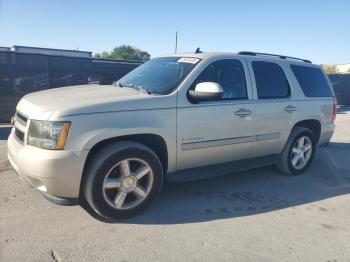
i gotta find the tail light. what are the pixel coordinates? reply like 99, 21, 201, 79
332, 97, 337, 123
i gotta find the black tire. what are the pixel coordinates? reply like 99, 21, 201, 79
83, 141, 163, 220
276, 126, 316, 176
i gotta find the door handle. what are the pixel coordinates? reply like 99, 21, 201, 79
234, 108, 252, 117
284, 105, 297, 112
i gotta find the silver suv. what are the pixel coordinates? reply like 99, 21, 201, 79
8, 51, 336, 219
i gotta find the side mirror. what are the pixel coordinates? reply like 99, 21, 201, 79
188, 82, 223, 102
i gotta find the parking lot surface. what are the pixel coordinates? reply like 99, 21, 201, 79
1, 109, 350, 262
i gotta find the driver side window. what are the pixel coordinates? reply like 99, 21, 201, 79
191, 59, 247, 100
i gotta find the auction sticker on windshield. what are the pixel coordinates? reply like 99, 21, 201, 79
177, 57, 200, 64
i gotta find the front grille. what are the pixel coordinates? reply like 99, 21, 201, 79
15, 128, 24, 143
15, 112, 28, 126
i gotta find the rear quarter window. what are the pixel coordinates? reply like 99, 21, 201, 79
290, 65, 333, 97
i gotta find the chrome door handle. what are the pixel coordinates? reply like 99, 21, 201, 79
234, 108, 252, 117
284, 105, 297, 112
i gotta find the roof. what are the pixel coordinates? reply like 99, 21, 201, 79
160, 52, 236, 59
160, 51, 313, 65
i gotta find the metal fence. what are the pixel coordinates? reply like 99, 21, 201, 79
328, 74, 350, 106
0, 51, 142, 122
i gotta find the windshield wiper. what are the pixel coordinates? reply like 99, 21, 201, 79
114, 81, 152, 95
124, 84, 152, 95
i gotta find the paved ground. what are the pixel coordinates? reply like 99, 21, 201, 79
0, 109, 350, 262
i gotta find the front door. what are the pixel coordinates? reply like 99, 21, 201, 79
177, 59, 255, 170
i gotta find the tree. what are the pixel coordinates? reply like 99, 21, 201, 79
320, 64, 338, 74
94, 45, 150, 61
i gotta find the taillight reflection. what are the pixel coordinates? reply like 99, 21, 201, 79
332, 97, 337, 123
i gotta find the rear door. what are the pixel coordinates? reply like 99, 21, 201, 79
247, 59, 299, 157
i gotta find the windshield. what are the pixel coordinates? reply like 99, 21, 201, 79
117, 57, 200, 94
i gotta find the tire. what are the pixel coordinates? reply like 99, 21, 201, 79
83, 141, 163, 220
276, 126, 316, 176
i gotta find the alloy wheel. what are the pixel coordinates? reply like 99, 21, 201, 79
290, 136, 313, 170
102, 158, 154, 210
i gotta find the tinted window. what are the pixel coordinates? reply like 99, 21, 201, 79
192, 59, 247, 99
291, 65, 332, 97
252, 61, 290, 99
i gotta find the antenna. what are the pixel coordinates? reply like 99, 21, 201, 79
175, 31, 178, 53
195, 47, 202, 54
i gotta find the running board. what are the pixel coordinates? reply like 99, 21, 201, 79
166, 154, 279, 183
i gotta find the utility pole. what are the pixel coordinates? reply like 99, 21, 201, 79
175, 31, 178, 53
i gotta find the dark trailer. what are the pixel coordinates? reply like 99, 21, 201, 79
0, 50, 142, 122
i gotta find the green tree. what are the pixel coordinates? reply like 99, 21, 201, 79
94, 45, 150, 61
94, 51, 110, 59
320, 64, 338, 74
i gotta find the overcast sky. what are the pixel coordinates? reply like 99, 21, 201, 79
0, 0, 349, 64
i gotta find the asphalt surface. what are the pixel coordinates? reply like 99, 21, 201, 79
0, 109, 350, 262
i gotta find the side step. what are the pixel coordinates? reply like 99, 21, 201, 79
166, 154, 279, 183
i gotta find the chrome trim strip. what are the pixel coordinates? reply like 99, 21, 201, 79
14, 120, 26, 133
256, 132, 281, 141
15, 112, 28, 126
181, 135, 255, 151
181, 132, 281, 151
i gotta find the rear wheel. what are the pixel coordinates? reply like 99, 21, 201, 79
276, 127, 316, 175
83, 141, 163, 219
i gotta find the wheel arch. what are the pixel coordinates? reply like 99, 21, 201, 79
79, 133, 169, 198
292, 119, 321, 143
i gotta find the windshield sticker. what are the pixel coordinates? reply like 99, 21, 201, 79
177, 57, 200, 64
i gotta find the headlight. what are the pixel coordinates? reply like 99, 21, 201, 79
27, 120, 71, 150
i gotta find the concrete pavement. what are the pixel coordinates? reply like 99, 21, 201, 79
0, 109, 349, 261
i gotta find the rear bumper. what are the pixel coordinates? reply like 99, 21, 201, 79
7, 129, 88, 198
318, 123, 335, 146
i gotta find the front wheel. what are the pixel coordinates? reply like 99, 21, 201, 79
276, 127, 316, 176
83, 141, 163, 220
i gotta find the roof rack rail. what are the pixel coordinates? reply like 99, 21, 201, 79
238, 51, 312, 63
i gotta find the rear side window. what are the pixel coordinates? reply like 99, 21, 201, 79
252, 61, 290, 99
291, 65, 332, 97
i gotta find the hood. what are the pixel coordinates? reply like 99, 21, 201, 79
16, 84, 174, 120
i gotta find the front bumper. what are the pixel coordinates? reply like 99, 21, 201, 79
7, 128, 88, 199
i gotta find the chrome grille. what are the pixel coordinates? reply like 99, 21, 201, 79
15, 111, 28, 126
14, 111, 28, 144
15, 127, 25, 143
